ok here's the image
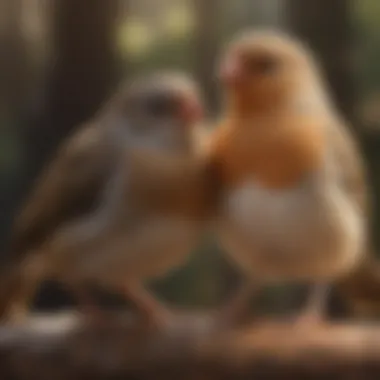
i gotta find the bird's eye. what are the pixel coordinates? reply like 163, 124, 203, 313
246, 55, 278, 75
145, 93, 176, 117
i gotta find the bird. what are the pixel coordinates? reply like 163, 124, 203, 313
0, 72, 212, 327
208, 30, 369, 326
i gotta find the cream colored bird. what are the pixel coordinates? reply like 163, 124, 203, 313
0, 72, 213, 326
208, 30, 368, 325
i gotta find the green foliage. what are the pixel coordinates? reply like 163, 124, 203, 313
117, 0, 280, 79
353, 0, 380, 95
129, 34, 195, 76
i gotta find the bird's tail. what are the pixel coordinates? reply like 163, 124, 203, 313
0, 259, 35, 321
336, 255, 380, 318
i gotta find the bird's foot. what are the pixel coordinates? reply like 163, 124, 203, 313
4, 304, 30, 326
214, 282, 258, 330
77, 306, 112, 331
291, 283, 329, 329
138, 307, 174, 332
123, 283, 176, 331
292, 310, 326, 330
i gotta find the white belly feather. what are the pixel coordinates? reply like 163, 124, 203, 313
220, 173, 364, 281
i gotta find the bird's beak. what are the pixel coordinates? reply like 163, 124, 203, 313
179, 95, 204, 125
219, 55, 242, 86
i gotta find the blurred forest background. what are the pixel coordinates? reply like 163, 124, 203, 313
1, 0, 380, 314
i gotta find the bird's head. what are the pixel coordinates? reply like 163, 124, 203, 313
103, 72, 204, 153
219, 30, 325, 117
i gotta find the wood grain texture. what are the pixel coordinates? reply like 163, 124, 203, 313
1, 312, 380, 379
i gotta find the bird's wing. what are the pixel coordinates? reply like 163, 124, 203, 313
327, 120, 369, 216
8, 124, 118, 260
328, 121, 380, 312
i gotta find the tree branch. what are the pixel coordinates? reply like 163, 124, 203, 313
0, 312, 380, 379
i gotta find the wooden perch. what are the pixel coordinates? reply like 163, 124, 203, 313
1, 311, 380, 379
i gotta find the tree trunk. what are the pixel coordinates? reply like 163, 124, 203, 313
192, 0, 220, 113
23, 0, 121, 181
0, 0, 33, 250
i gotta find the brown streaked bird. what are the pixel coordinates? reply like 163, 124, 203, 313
0, 72, 211, 326
208, 30, 369, 326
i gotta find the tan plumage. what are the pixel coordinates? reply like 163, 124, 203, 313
0, 72, 213, 324
209, 30, 369, 324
